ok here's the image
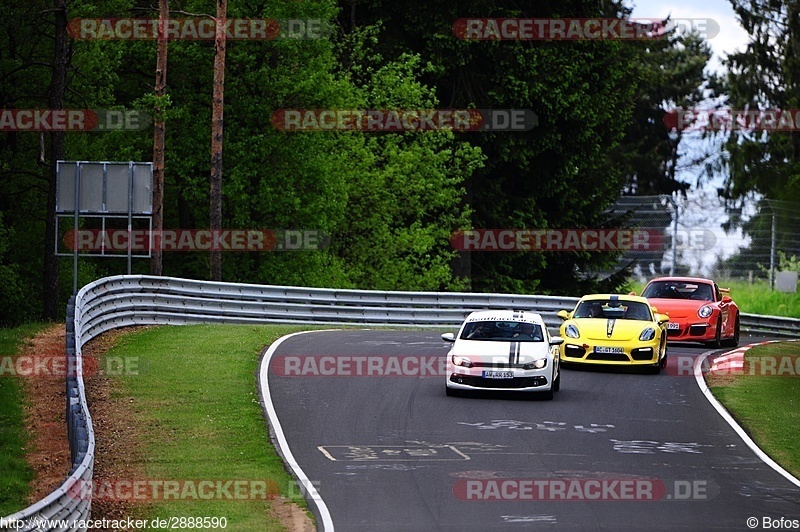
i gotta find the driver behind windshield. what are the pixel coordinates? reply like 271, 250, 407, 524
465, 322, 492, 339
513, 322, 543, 340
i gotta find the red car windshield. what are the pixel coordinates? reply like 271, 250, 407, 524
642, 281, 714, 301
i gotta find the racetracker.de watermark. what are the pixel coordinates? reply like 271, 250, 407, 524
453, 477, 710, 501
67, 18, 330, 40
664, 108, 800, 131
0, 109, 149, 131
63, 229, 328, 252
0, 517, 200, 531
271, 355, 447, 377
0, 355, 138, 378
65, 479, 281, 502
271, 109, 538, 132
704, 354, 800, 378
450, 229, 662, 252
452, 18, 719, 40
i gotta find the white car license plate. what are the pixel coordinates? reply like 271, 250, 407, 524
667, 322, 680, 330
483, 370, 514, 379
595, 346, 624, 354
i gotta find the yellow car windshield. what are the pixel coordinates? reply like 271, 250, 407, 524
573, 300, 651, 321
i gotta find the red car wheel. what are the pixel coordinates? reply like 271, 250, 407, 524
706, 318, 722, 348
722, 315, 740, 348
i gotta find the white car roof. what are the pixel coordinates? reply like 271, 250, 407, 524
464, 310, 545, 325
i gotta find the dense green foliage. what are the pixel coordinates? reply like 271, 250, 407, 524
614, 33, 712, 196
722, 0, 800, 203
0, 0, 723, 323
336, 1, 715, 294
716, 1, 800, 269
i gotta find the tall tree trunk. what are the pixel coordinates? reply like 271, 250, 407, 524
151, 0, 169, 276
209, 0, 227, 281
44, 0, 68, 318
788, 1, 800, 161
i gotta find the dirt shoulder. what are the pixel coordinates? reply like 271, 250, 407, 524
19, 323, 72, 502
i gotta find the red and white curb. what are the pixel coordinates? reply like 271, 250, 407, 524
706, 346, 747, 375
706, 339, 799, 376
694, 341, 800, 489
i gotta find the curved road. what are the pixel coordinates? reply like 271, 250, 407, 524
262, 330, 800, 531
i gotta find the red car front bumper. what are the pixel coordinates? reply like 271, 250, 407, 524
665, 320, 716, 342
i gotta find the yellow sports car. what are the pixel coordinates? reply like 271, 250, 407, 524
557, 294, 669, 373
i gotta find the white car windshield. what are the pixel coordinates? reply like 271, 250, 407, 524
459, 321, 545, 341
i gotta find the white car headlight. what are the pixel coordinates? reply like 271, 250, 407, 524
522, 358, 547, 370
639, 328, 656, 341
452, 354, 473, 368
698, 305, 713, 318
565, 324, 580, 338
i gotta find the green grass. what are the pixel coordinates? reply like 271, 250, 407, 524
719, 281, 800, 317
0, 323, 47, 517
106, 324, 327, 531
710, 341, 800, 478
628, 279, 800, 318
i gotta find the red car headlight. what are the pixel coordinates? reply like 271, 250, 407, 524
698, 305, 713, 318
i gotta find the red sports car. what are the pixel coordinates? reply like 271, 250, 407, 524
638, 277, 740, 347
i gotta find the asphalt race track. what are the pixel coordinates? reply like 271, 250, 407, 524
262, 330, 800, 531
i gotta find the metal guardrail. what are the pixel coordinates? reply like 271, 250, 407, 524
1, 296, 94, 531
741, 312, 800, 337
3, 274, 798, 530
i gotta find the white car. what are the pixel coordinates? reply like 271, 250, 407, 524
442, 310, 564, 399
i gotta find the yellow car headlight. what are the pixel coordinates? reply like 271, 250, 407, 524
639, 327, 656, 341
565, 324, 580, 339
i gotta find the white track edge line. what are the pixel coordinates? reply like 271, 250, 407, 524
259, 330, 336, 531
694, 346, 800, 489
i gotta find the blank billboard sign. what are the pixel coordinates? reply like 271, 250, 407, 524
56, 161, 152, 214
